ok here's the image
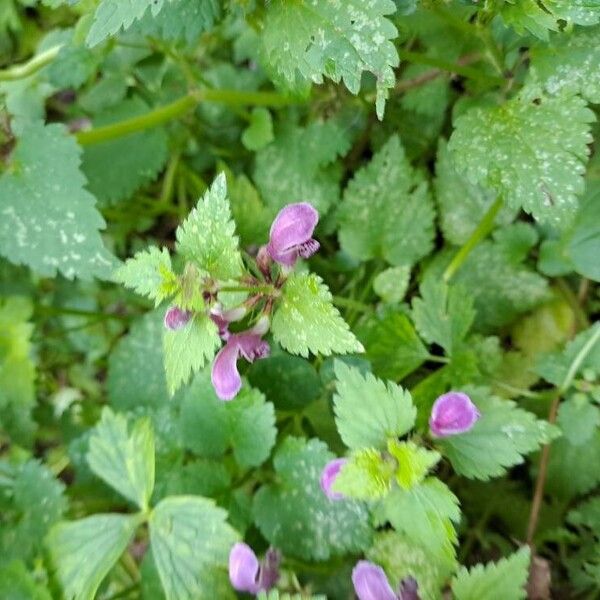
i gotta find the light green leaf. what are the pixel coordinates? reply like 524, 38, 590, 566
176, 173, 242, 281
558, 394, 600, 446
227, 172, 271, 247
338, 135, 435, 266
254, 119, 352, 215
82, 98, 169, 205
358, 311, 429, 381
87, 0, 166, 46
333, 361, 416, 450
0, 296, 36, 446
437, 388, 559, 481
377, 477, 460, 563
149, 496, 238, 600
114, 247, 178, 307
87, 407, 155, 510
373, 266, 411, 303
389, 440, 441, 490
242, 108, 274, 151
451, 547, 531, 600
272, 273, 363, 358
332, 448, 395, 500
448, 91, 594, 225
260, 0, 399, 118
163, 312, 220, 395
0, 123, 115, 279
253, 437, 372, 561
412, 277, 475, 356
47, 514, 142, 600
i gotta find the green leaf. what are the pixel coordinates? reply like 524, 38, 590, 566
86, 0, 166, 46
377, 477, 460, 563
388, 440, 441, 490
0, 560, 51, 600
175, 173, 242, 281
373, 266, 411, 304
47, 514, 142, 600
114, 247, 178, 307
434, 140, 516, 245
448, 91, 594, 225
412, 277, 475, 356
333, 361, 416, 450
253, 437, 372, 561
530, 28, 600, 103
82, 98, 169, 205
87, 407, 155, 510
358, 311, 429, 381
149, 496, 238, 600
227, 172, 271, 247
451, 547, 531, 600
0, 123, 115, 279
0, 459, 66, 566
179, 374, 276, 468
338, 135, 435, 266
254, 119, 351, 215
437, 388, 559, 481
272, 273, 363, 358
163, 312, 220, 395
242, 108, 274, 151
0, 296, 36, 445
259, 0, 399, 118
558, 394, 600, 446
332, 448, 395, 500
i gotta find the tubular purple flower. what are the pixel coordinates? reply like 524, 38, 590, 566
352, 561, 397, 600
228, 542, 280, 595
163, 306, 192, 331
211, 321, 270, 400
429, 391, 480, 437
320, 458, 348, 501
266, 202, 320, 267
210, 305, 247, 340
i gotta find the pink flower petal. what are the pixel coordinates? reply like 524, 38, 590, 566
352, 561, 398, 600
429, 391, 480, 437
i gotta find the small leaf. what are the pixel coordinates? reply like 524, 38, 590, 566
388, 440, 441, 490
373, 266, 411, 304
333, 361, 416, 451
87, 407, 155, 509
332, 448, 395, 500
242, 108, 274, 151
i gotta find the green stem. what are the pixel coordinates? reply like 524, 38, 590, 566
560, 323, 600, 393
219, 284, 274, 294
426, 354, 450, 365
397, 49, 504, 85
443, 196, 503, 283
35, 305, 129, 321
332, 295, 372, 313
0, 44, 63, 82
76, 89, 296, 146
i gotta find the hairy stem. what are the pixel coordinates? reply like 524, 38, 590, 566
443, 196, 503, 283
0, 44, 63, 81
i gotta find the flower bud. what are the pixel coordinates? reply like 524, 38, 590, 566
163, 306, 192, 331
429, 391, 480, 437
320, 458, 347, 501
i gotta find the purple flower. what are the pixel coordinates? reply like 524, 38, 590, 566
352, 562, 420, 600
210, 305, 247, 340
229, 542, 280, 595
164, 306, 192, 331
320, 458, 348, 501
429, 391, 480, 437
211, 319, 270, 400
266, 202, 320, 267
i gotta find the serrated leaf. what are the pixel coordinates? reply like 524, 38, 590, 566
82, 98, 169, 205
272, 273, 363, 358
412, 277, 475, 356
87, 0, 166, 46
87, 407, 155, 509
358, 311, 429, 381
333, 361, 416, 450
437, 388, 559, 481
47, 514, 142, 600
338, 135, 435, 266
242, 108, 274, 151
388, 440, 440, 490
0, 123, 115, 279
260, 0, 399, 118
451, 547, 531, 600
448, 91, 594, 225
254, 119, 351, 215
176, 173, 242, 281
163, 312, 220, 395
558, 394, 600, 446
149, 496, 238, 600
332, 448, 395, 500
253, 437, 372, 561
373, 266, 411, 303
0, 296, 36, 445
377, 477, 460, 563
114, 247, 178, 307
